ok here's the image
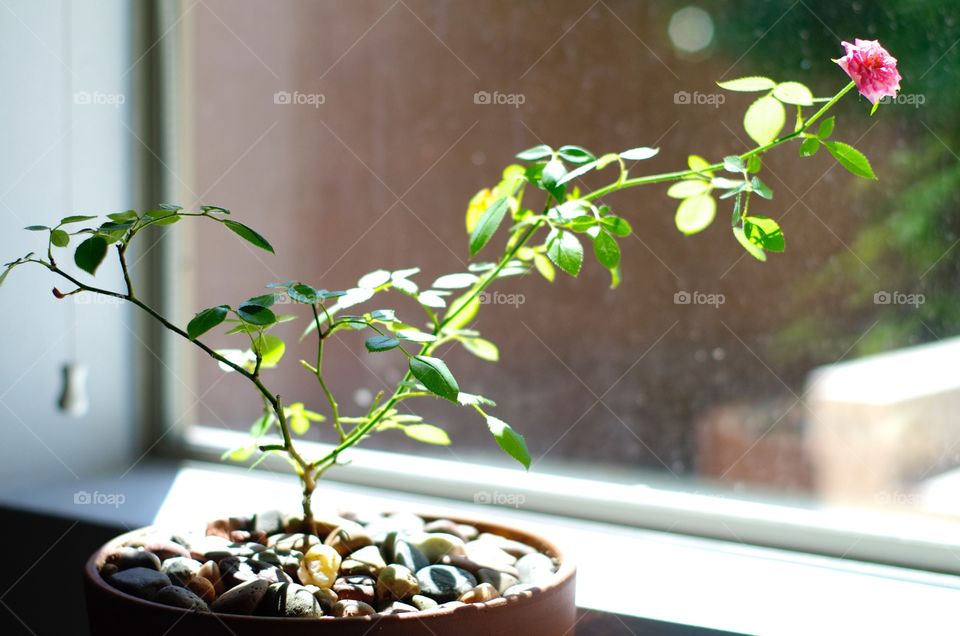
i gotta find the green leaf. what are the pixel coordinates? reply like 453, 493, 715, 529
557, 145, 595, 164
396, 329, 437, 343
357, 269, 391, 289
674, 195, 716, 235
555, 160, 598, 186
516, 145, 553, 161
61, 215, 98, 225
772, 81, 814, 106
365, 335, 401, 352
404, 423, 451, 445
733, 226, 767, 261
25, 225, 49, 231
816, 116, 835, 139
250, 414, 275, 438
823, 141, 876, 179
486, 416, 530, 470
50, 229, 70, 248
158, 203, 183, 212
744, 216, 785, 252
599, 216, 632, 237
461, 337, 499, 362
667, 180, 711, 199
143, 209, 180, 226
457, 392, 496, 407
370, 309, 396, 322
222, 220, 275, 253
74, 236, 108, 275
253, 333, 286, 366
750, 177, 773, 200
107, 210, 140, 223
546, 229, 584, 277
237, 304, 277, 326
188, 305, 229, 339
534, 254, 555, 282
746, 155, 762, 173
417, 291, 448, 308
288, 283, 318, 304
716, 76, 777, 92
687, 155, 713, 176
0, 263, 15, 288
723, 155, 745, 172
593, 230, 620, 269
432, 273, 479, 289
245, 293, 276, 308
619, 147, 659, 161
443, 292, 481, 330
201, 205, 230, 214
409, 355, 459, 402
541, 158, 567, 189
469, 197, 510, 256
800, 137, 821, 157
744, 95, 785, 146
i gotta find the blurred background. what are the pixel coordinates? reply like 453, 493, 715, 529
1, 0, 959, 559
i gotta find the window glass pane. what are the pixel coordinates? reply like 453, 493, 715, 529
180, 1, 960, 525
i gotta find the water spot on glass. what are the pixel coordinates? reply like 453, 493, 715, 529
667, 6, 715, 54
471, 151, 486, 166
353, 388, 373, 407
712, 347, 726, 361
801, 59, 812, 71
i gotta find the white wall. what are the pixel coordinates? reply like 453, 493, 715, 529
0, 0, 135, 486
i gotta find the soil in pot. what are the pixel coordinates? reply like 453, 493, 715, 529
85, 510, 576, 635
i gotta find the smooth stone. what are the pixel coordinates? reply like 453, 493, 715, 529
364, 513, 425, 543
332, 599, 376, 617
198, 560, 225, 595
410, 533, 466, 563
161, 557, 202, 586
340, 545, 387, 576
219, 556, 291, 589
267, 533, 319, 553
415, 565, 477, 603
310, 513, 356, 537
333, 575, 375, 605
105, 547, 161, 572
253, 510, 284, 536
516, 553, 556, 586
380, 601, 418, 615
121, 536, 191, 561
186, 576, 216, 604
230, 529, 267, 545
256, 582, 323, 617
410, 594, 439, 611
390, 540, 428, 572
298, 544, 342, 588
464, 541, 517, 569
437, 601, 467, 610
156, 585, 209, 612
376, 564, 419, 604
477, 533, 537, 558
206, 518, 244, 540
503, 583, 539, 597
324, 523, 373, 557
100, 563, 118, 579
421, 519, 462, 538
210, 579, 271, 615
477, 568, 520, 595
455, 525, 479, 542
304, 585, 338, 612
191, 536, 264, 561
253, 549, 302, 579
108, 568, 172, 602
459, 582, 500, 604
437, 554, 518, 578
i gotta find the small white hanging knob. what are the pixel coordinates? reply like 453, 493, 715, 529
58, 363, 89, 417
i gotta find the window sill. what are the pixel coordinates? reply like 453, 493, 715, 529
1, 459, 958, 634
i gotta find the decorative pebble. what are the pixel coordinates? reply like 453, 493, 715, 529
376, 564, 419, 604
186, 576, 216, 604
324, 523, 373, 557
390, 539, 428, 572
422, 519, 462, 538
332, 599, 376, 617
410, 533, 466, 563
108, 568, 172, 602
477, 533, 536, 558
256, 582, 323, 617
464, 541, 517, 570
210, 578, 271, 615
267, 533, 319, 553
459, 582, 500, 604
476, 568, 520, 595
253, 510, 284, 536
253, 549, 302, 579
198, 560, 224, 595
99, 563, 118, 579
516, 553, 556, 586
415, 565, 477, 603
105, 547, 161, 572
304, 585, 338, 612
503, 583, 538, 597
410, 594, 439, 611
340, 545, 386, 576
333, 575, 375, 605
218, 556, 291, 589
161, 557, 202, 586
437, 601, 467, 610
156, 585, 209, 612
437, 554, 518, 578
380, 601, 418, 614
297, 544, 342, 588
364, 513, 425, 543
455, 525, 479, 542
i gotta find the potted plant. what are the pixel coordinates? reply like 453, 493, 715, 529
2, 40, 899, 635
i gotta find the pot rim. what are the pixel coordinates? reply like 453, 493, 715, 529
85, 513, 576, 623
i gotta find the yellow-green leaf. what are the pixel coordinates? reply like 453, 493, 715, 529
743, 96, 786, 146
675, 195, 716, 235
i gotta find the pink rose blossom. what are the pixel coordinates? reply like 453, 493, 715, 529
836, 39, 902, 105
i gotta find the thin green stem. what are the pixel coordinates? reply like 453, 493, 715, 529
310, 304, 345, 441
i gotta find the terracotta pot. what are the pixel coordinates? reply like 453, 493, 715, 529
84, 515, 577, 635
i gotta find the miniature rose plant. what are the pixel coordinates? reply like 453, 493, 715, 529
1, 41, 898, 531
